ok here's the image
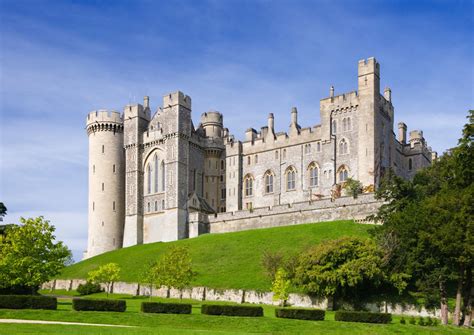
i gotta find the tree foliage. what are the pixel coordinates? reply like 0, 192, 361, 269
0, 217, 71, 294
0, 202, 7, 218
88, 263, 121, 297
272, 268, 291, 306
343, 178, 363, 198
139, 260, 161, 300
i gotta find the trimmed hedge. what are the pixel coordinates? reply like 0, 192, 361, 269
334, 310, 392, 324
201, 304, 263, 317
275, 307, 325, 321
141, 302, 192, 314
0, 295, 57, 310
72, 298, 126, 312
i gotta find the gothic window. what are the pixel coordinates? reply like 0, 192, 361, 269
147, 164, 152, 194
305, 144, 311, 154
154, 155, 159, 193
308, 163, 319, 187
161, 161, 165, 191
286, 166, 296, 191
338, 165, 349, 182
339, 138, 348, 155
264, 170, 274, 194
408, 158, 413, 170
332, 120, 337, 134
244, 174, 254, 197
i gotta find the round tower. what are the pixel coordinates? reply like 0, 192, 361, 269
200, 111, 223, 138
85, 110, 125, 259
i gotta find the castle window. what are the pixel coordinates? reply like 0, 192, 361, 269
286, 166, 296, 191
246, 202, 253, 210
113, 164, 115, 173
343, 118, 347, 131
338, 166, 349, 183
275, 151, 278, 159
161, 161, 165, 191
93, 202, 95, 211
317, 142, 321, 152
102, 221, 104, 227
147, 164, 152, 194
408, 158, 413, 170
347, 117, 351, 130
264, 171, 274, 194
221, 188, 226, 200
339, 139, 348, 155
255, 155, 258, 164
305, 144, 311, 154
113, 201, 115, 211
244, 175, 254, 197
93, 165, 95, 174
162, 199, 165, 209
220, 175, 224, 182
283, 149, 286, 159
102, 145, 105, 154
332, 120, 337, 134
147, 202, 150, 212
154, 201, 157, 211
221, 160, 225, 169
247, 156, 251, 165
154, 155, 159, 193
102, 183, 104, 191
308, 163, 319, 187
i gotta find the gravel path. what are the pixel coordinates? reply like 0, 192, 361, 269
0, 319, 136, 327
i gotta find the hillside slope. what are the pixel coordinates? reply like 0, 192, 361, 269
60, 220, 371, 291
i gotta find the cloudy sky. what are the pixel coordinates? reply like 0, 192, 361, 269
1, 0, 472, 261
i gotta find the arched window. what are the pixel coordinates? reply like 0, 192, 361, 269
244, 174, 253, 196
308, 163, 319, 187
408, 158, 413, 170
339, 138, 348, 155
286, 166, 296, 191
154, 155, 159, 193
147, 164, 152, 194
332, 120, 337, 134
264, 170, 274, 194
161, 161, 165, 191
338, 165, 349, 183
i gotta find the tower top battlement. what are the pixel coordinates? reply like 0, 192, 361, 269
163, 91, 192, 110
86, 110, 123, 127
358, 57, 380, 77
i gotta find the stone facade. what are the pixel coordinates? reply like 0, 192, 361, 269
84, 57, 435, 259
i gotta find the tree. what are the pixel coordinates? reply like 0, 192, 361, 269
0, 216, 72, 294
272, 268, 291, 306
294, 237, 406, 309
343, 178, 363, 198
261, 250, 284, 281
139, 260, 160, 301
0, 202, 6, 218
154, 246, 195, 299
88, 263, 121, 297
371, 110, 474, 326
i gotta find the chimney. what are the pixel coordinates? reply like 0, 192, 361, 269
384, 87, 391, 103
330, 85, 334, 98
268, 113, 274, 131
398, 122, 407, 144
143, 96, 150, 108
291, 107, 298, 125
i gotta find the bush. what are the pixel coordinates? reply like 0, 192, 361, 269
0, 285, 39, 295
77, 282, 103, 296
201, 304, 263, 317
0, 295, 57, 310
334, 310, 392, 324
72, 298, 126, 312
418, 317, 425, 326
409, 316, 416, 325
400, 317, 406, 324
426, 317, 433, 326
432, 318, 439, 326
141, 302, 191, 314
275, 308, 325, 321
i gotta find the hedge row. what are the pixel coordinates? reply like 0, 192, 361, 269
201, 304, 263, 317
141, 302, 192, 314
72, 298, 126, 312
0, 295, 57, 310
275, 307, 325, 321
335, 310, 392, 324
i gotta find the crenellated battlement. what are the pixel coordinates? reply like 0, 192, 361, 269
358, 57, 380, 76
163, 91, 192, 110
86, 110, 124, 135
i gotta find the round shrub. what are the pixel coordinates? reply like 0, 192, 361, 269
77, 282, 103, 296
418, 317, 425, 326
400, 317, 406, 324
409, 316, 416, 325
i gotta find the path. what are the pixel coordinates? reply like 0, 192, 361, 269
0, 319, 136, 328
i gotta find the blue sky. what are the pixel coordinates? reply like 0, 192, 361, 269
1, 0, 473, 261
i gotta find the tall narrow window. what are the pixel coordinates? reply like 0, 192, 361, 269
283, 149, 286, 159
275, 151, 278, 159
154, 155, 159, 193
332, 120, 337, 134
162, 199, 165, 209
161, 161, 165, 191
309, 163, 319, 187
338, 166, 349, 182
102, 145, 105, 153
113, 201, 115, 211
147, 202, 150, 212
93, 165, 95, 174
408, 158, 413, 170
317, 142, 321, 152
247, 156, 251, 165
113, 164, 115, 173
286, 167, 296, 191
244, 175, 253, 196
343, 118, 347, 131
264, 171, 274, 194
255, 155, 258, 164
339, 139, 348, 155
147, 164, 152, 194
347, 117, 351, 130
102, 183, 104, 191
154, 201, 157, 211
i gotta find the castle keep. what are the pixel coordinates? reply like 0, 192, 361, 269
85, 58, 435, 259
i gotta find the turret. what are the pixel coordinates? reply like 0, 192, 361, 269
289, 107, 301, 135
85, 110, 125, 259
384, 87, 391, 103
398, 122, 407, 144
409, 130, 424, 147
330, 85, 334, 98
200, 111, 223, 138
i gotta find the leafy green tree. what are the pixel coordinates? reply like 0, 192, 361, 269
294, 237, 406, 309
88, 263, 121, 297
343, 178, 363, 198
0, 216, 72, 294
0, 202, 6, 218
139, 260, 160, 301
272, 268, 291, 306
155, 246, 195, 299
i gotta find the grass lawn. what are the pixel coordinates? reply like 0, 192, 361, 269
0, 292, 469, 335
59, 220, 370, 291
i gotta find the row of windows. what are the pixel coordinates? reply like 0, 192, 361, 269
92, 201, 116, 211
243, 164, 349, 196
208, 160, 226, 170
332, 117, 352, 134
146, 200, 166, 213
245, 143, 324, 166
92, 164, 116, 174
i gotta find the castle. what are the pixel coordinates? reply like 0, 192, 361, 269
84, 57, 436, 259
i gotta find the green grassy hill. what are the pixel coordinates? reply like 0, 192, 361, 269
60, 220, 371, 291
